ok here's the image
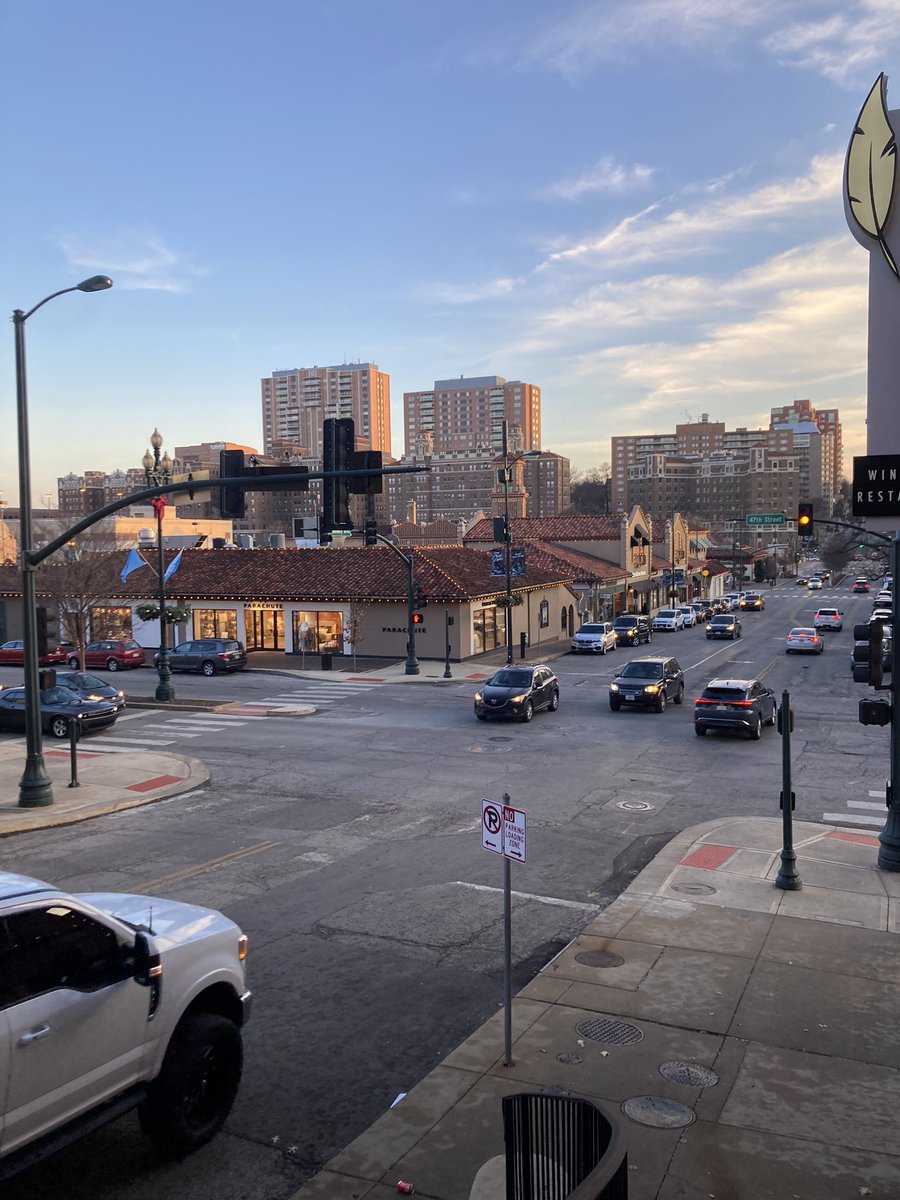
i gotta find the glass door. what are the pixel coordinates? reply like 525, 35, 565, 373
244, 608, 284, 651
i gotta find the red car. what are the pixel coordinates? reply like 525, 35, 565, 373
67, 640, 146, 672
0, 639, 68, 667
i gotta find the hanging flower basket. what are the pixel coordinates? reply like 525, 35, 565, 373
135, 602, 191, 625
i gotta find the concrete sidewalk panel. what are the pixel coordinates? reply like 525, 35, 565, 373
765, 855, 888, 895
659, 867, 783, 914
772, 883, 888, 930
731, 960, 900, 1068
440, 999, 549, 1075
615, 897, 774, 957
763, 913, 900, 984
720, 1042, 900, 1154
324, 1064, 479, 1185
661, 1120, 900, 1200
539, 935, 664, 991
293, 1172, 384, 1198
487, 1003, 724, 1104
561, 946, 754, 1034
580, 892, 648, 938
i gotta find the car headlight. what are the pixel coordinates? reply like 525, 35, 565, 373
474, 692, 483, 702
643, 684, 660, 694
510, 693, 527, 704
609, 683, 620, 692
705, 623, 712, 630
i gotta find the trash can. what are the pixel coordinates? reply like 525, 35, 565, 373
503, 1093, 627, 1198
320, 653, 332, 671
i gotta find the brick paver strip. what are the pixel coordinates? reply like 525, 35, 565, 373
45, 750, 101, 759
825, 830, 880, 847
127, 774, 183, 793
680, 843, 739, 870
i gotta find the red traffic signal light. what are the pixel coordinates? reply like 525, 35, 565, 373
798, 502, 813, 533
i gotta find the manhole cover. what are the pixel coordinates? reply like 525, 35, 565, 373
576, 1018, 644, 1046
659, 1061, 719, 1088
616, 800, 654, 811
575, 950, 625, 969
622, 1096, 696, 1129
556, 1052, 583, 1065
488, 736, 514, 743
671, 883, 717, 896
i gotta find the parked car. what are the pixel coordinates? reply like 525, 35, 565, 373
875, 591, 893, 606
611, 615, 653, 646
0, 640, 68, 668
691, 601, 714, 621
740, 593, 765, 611
853, 579, 870, 593
154, 639, 247, 676
872, 606, 893, 623
474, 664, 560, 722
706, 614, 742, 640
54, 670, 126, 712
677, 606, 697, 627
608, 656, 684, 713
68, 640, 145, 672
785, 627, 824, 654
813, 608, 843, 632
807, 578, 823, 590
694, 677, 777, 739
570, 622, 618, 655
0, 685, 119, 740
652, 609, 684, 632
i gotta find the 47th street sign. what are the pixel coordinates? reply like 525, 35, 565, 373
746, 513, 786, 527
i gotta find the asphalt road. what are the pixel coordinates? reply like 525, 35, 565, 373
0, 578, 892, 1200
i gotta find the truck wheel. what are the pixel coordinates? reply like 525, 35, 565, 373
139, 1013, 243, 1157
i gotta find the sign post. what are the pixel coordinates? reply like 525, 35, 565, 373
482, 793, 527, 1064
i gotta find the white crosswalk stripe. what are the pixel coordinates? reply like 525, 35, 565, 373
822, 812, 883, 828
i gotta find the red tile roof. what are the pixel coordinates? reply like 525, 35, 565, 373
466, 514, 627, 542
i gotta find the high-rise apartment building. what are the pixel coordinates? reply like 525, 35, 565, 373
769, 399, 842, 504
403, 375, 541, 457
260, 363, 391, 459
57, 469, 147, 521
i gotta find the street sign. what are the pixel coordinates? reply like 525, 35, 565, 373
853, 455, 900, 516
746, 513, 786, 526
482, 800, 502, 854
171, 470, 212, 504
502, 805, 526, 862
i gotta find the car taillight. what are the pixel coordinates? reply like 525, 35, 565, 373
217, 652, 228, 659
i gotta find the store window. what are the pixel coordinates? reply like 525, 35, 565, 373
473, 605, 505, 654
192, 609, 237, 640
89, 607, 132, 639
293, 611, 343, 654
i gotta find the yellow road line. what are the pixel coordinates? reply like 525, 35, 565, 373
135, 841, 281, 893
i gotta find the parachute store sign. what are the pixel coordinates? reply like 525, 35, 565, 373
845, 74, 900, 481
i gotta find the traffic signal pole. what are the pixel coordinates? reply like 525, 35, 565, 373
878, 533, 900, 870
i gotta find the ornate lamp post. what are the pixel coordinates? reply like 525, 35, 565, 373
142, 430, 175, 701
14, 275, 112, 808
499, 421, 541, 665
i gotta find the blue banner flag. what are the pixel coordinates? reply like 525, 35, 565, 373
120, 548, 146, 583
163, 549, 183, 582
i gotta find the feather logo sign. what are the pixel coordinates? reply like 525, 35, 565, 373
846, 73, 899, 279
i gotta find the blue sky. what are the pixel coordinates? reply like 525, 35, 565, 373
3, 0, 900, 507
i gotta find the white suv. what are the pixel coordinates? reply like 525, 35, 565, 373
814, 607, 843, 631
653, 609, 685, 631
0, 872, 251, 1181
570, 622, 618, 654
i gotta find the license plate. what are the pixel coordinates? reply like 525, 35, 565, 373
624, 695, 638, 701
716, 705, 726, 711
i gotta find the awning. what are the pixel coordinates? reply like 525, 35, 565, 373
629, 578, 658, 595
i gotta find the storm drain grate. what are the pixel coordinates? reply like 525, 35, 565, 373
575, 950, 625, 969
671, 882, 717, 896
576, 1017, 644, 1046
622, 1096, 696, 1129
659, 1060, 719, 1088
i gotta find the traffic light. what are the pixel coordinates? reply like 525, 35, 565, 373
852, 620, 885, 687
412, 612, 424, 626
364, 520, 378, 547
349, 450, 383, 495
219, 449, 246, 519
323, 418, 354, 532
319, 531, 333, 546
798, 502, 813, 535
415, 587, 428, 610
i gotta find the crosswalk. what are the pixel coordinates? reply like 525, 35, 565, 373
235, 680, 384, 712
823, 789, 887, 831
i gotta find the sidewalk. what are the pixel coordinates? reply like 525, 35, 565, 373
293, 817, 900, 1200
0, 743, 208, 834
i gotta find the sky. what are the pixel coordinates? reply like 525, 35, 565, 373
3, 0, 900, 508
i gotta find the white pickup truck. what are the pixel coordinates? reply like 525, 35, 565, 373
0, 870, 251, 1181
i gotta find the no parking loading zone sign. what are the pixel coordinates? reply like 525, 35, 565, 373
482, 799, 526, 862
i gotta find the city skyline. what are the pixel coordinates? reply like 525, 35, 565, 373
4, 2, 898, 506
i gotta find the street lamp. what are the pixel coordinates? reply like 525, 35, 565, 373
14, 274, 112, 808
499, 421, 541, 665
142, 429, 175, 701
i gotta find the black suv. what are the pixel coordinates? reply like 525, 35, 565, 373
474, 664, 560, 722
609, 656, 684, 713
155, 639, 247, 676
611, 615, 653, 646
694, 677, 777, 739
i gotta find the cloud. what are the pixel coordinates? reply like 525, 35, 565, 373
543, 156, 655, 201
763, 2, 900, 86
539, 153, 842, 270
420, 276, 521, 305
57, 231, 204, 292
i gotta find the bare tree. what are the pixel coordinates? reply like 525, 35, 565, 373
345, 604, 366, 671
38, 531, 125, 665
